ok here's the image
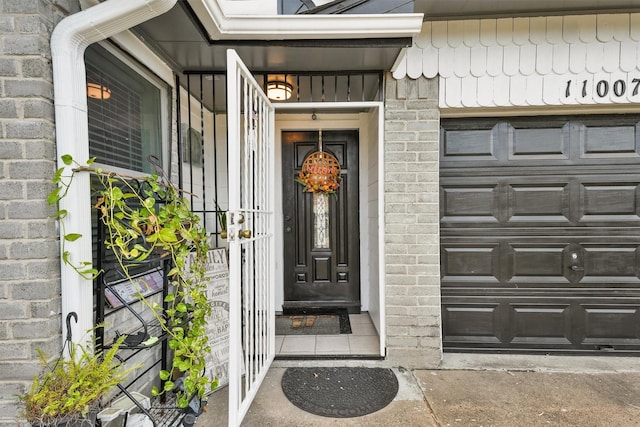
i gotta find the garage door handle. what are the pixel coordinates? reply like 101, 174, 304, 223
570, 265, 584, 271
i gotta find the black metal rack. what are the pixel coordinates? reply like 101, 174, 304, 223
93, 178, 203, 427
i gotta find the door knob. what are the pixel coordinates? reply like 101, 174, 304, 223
238, 229, 251, 239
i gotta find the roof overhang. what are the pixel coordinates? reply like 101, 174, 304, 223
413, 0, 640, 20
134, 2, 423, 73
187, 0, 423, 41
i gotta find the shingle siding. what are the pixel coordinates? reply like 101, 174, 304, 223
383, 73, 442, 368
395, 13, 640, 108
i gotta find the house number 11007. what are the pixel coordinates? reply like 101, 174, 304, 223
565, 78, 640, 98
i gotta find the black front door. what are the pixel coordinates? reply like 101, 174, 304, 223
282, 130, 360, 312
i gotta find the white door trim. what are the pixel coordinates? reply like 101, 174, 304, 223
273, 102, 386, 357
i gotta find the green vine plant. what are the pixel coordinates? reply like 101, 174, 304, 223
48, 155, 217, 408
48, 155, 100, 280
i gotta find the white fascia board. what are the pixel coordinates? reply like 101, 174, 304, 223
188, 0, 424, 40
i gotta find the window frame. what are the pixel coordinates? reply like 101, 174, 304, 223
86, 40, 172, 177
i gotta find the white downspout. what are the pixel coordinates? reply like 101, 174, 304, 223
51, 0, 177, 346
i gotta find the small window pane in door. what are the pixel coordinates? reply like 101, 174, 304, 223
313, 192, 329, 248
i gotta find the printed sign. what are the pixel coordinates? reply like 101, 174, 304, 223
104, 268, 164, 308
188, 248, 230, 391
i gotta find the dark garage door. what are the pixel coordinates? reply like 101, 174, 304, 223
440, 115, 640, 353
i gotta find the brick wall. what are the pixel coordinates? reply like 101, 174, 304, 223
383, 73, 442, 369
0, 1, 79, 424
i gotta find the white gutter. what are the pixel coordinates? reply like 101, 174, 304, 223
51, 0, 177, 347
188, 0, 424, 40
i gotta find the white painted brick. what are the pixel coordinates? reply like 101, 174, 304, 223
385, 193, 418, 203
386, 306, 408, 316
385, 120, 407, 131
386, 264, 408, 274
384, 142, 408, 152
385, 172, 418, 182
415, 212, 440, 223
384, 74, 442, 368
384, 182, 406, 192
386, 347, 441, 369
385, 224, 408, 234
385, 213, 417, 224
385, 203, 408, 213
387, 296, 421, 307
386, 274, 418, 286
407, 141, 438, 152
386, 285, 409, 296
385, 131, 418, 141
387, 336, 419, 347
417, 151, 439, 161
385, 234, 417, 244
385, 162, 408, 172
384, 244, 408, 255
384, 110, 417, 121
385, 152, 418, 162
407, 203, 438, 213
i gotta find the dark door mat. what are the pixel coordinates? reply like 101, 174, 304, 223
281, 367, 398, 418
276, 308, 351, 335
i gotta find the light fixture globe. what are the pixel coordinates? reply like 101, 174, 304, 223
87, 82, 111, 100
266, 80, 293, 101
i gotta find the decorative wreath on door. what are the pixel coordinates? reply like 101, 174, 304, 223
295, 150, 341, 194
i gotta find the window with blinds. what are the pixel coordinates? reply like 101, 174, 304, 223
85, 44, 164, 174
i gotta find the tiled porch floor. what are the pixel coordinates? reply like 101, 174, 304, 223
275, 313, 380, 357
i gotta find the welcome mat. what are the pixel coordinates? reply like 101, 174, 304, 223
281, 367, 398, 418
276, 310, 351, 335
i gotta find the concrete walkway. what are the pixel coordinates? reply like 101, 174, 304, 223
198, 355, 640, 426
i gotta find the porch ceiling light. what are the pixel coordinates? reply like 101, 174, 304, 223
267, 80, 293, 101
87, 82, 111, 100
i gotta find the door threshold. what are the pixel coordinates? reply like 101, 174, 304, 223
275, 354, 384, 361
275, 313, 380, 357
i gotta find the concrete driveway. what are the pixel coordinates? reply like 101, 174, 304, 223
199, 355, 640, 426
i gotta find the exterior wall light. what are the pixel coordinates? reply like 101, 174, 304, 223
87, 82, 111, 100
266, 80, 293, 101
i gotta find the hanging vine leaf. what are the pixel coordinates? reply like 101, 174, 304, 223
49, 155, 217, 409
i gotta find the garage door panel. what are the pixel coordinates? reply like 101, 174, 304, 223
443, 239, 640, 288
582, 306, 640, 343
441, 185, 499, 223
582, 122, 640, 158
510, 305, 572, 345
507, 183, 570, 222
441, 115, 640, 353
581, 246, 640, 279
441, 245, 500, 282
441, 127, 497, 161
442, 116, 640, 168
510, 125, 569, 160
443, 304, 502, 343
509, 245, 566, 278
580, 182, 640, 221
443, 297, 640, 350
442, 174, 640, 227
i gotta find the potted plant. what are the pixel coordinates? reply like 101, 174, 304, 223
49, 155, 217, 409
19, 335, 132, 427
